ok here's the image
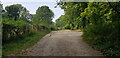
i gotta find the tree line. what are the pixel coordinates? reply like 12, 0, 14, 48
0, 3, 54, 44
56, 1, 120, 56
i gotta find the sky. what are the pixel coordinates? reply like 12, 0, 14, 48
0, 0, 64, 22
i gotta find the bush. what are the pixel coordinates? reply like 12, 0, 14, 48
2, 18, 49, 44
83, 22, 120, 56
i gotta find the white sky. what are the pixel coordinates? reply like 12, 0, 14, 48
0, 0, 57, 2
0, 0, 64, 22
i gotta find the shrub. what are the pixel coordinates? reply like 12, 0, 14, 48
83, 22, 120, 56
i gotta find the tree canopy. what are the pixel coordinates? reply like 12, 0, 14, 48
55, 1, 120, 56
56, 2, 120, 29
32, 6, 54, 27
4, 4, 31, 21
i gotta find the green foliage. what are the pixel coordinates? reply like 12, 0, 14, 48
2, 18, 30, 43
3, 30, 51, 55
56, 1, 120, 56
2, 18, 28, 27
5, 4, 22, 20
2, 3, 54, 56
4, 4, 30, 21
2, 4, 53, 44
56, 2, 88, 29
55, 15, 66, 28
81, 2, 120, 56
83, 22, 120, 56
32, 6, 54, 27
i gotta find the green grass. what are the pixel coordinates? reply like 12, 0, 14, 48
2, 30, 51, 56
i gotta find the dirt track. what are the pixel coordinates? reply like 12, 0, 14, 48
17, 30, 103, 56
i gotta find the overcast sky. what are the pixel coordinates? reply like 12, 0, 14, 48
0, 0, 64, 22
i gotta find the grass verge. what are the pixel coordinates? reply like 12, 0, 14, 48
2, 30, 51, 56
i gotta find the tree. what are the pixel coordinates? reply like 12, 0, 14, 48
5, 4, 30, 21
56, 2, 88, 29
32, 6, 54, 27
55, 15, 66, 28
